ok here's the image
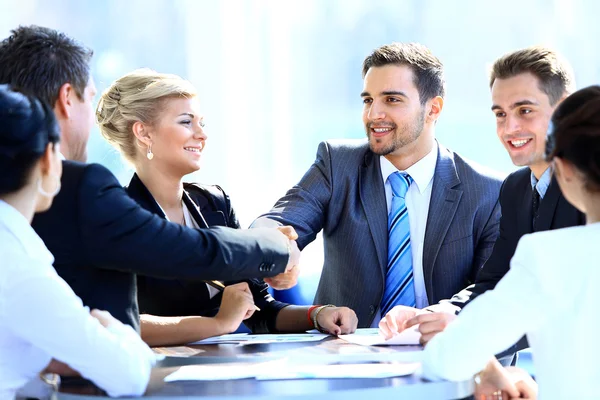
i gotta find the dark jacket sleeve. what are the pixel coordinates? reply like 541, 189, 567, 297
240, 279, 289, 333
78, 163, 289, 280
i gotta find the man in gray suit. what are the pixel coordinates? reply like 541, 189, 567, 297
255, 43, 503, 328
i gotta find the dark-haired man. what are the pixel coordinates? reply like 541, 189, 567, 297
0, 25, 301, 331
381, 46, 586, 358
254, 42, 503, 328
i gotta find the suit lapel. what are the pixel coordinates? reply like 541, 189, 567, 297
422, 145, 462, 302
359, 151, 389, 277
182, 191, 210, 228
535, 177, 561, 232
126, 173, 167, 218
184, 185, 228, 227
517, 173, 534, 235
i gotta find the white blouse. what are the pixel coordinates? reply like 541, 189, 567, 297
423, 223, 600, 399
0, 200, 156, 399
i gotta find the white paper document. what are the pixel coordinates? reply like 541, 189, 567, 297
164, 361, 274, 382
338, 327, 421, 346
189, 332, 329, 345
165, 360, 420, 382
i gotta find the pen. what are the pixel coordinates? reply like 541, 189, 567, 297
205, 280, 261, 312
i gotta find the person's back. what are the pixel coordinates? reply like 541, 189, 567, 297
520, 225, 600, 397
0, 202, 155, 398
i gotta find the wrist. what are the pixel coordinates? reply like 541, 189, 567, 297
211, 315, 233, 335
312, 304, 335, 333
307, 305, 321, 327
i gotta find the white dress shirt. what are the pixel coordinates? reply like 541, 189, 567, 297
0, 200, 156, 399
371, 143, 438, 326
423, 223, 600, 399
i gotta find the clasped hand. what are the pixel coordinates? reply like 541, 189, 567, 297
264, 226, 301, 290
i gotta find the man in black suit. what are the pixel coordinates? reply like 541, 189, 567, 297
0, 25, 300, 331
380, 47, 586, 352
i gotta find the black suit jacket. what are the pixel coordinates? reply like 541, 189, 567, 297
126, 174, 288, 333
448, 167, 585, 354
31, 161, 290, 330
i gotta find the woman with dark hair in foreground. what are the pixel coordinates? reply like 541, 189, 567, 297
0, 85, 155, 399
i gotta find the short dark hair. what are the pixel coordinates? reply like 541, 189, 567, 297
362, 42, 445, 105
546, 85, 600, 192
0, 85, 60, 196
490, 46, 575, 106
0, 25, 93, 108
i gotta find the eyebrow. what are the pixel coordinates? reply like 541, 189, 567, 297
178, 113, 195, 118
491, 99, 539, 111
360, 90, 409, 98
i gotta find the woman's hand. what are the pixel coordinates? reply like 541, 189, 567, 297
214, 282, 257, 333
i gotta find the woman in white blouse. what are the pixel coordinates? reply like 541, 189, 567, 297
421, 85, 600, 399
0, 85, 156, 399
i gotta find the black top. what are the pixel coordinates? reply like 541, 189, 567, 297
31, 161, 290, 331
126, 173, 288, 333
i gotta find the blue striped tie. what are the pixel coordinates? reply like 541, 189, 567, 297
380, 171, 415, 317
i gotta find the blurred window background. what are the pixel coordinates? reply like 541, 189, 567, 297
2, 0, 598, 309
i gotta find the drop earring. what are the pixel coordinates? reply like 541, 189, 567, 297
147, 143, 154, 160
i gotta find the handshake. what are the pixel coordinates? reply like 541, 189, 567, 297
263, 225, 302, 290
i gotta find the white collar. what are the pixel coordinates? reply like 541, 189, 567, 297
0, 200, 54, 264
379, 142, 438, 194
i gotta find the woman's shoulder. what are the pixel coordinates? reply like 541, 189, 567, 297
183, 182, 231, 212
184, 182, 228, 198
517, 224, 599, 271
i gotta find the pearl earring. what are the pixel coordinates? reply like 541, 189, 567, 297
147, 143, 154, 160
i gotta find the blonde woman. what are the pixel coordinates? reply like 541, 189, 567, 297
96, 69, 358, 346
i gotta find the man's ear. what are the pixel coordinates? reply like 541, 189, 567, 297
54, 83, 75, 120
132, 121, 152, 147
426, 96, 444, 123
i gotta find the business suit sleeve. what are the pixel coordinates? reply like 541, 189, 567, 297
77, 163, 289, 280
447, 179, 515, 308
254, 141, 333, 249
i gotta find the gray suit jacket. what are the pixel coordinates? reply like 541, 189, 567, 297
257, 139, 502, 327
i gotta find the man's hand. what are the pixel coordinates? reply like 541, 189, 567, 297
277, 225, 298, 241
405, 312, 457, 345
315, 307, 358, 335
265, 226, 301, 289
378, 305, 419, 339
215, 282, 257, 333
264, 265, 300, 290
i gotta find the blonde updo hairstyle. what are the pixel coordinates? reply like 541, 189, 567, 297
96, 68, 197, 164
